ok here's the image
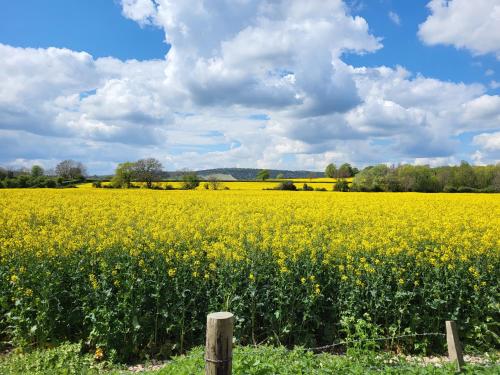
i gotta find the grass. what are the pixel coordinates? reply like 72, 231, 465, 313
1, 344, 498, 375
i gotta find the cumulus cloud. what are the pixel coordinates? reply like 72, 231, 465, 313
2, 0, 500, 173
472, 131, 500, 164
419, 0, 500, 59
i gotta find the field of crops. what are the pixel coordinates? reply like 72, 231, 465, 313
89, 178, 346, 191
0, 189, 498, 361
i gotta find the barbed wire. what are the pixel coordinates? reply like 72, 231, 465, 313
299, 331, 446, 352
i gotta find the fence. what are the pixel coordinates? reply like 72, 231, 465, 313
203, 312, 465, 375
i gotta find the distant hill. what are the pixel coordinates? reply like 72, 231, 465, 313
191, 168, 323, 180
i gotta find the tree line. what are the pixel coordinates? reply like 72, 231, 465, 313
349, 162, 500, 193
0, 160, 87, 188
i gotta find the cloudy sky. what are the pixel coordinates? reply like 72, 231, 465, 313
1, 0, 499, 174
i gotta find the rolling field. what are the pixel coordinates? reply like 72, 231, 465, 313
0, 189, 498, 361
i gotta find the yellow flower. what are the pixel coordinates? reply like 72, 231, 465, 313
94, 347, 104, 360
249, 273, 255, 281
300, 277, 306, 284
314, 284, 321, 295
168, 268, 177, 277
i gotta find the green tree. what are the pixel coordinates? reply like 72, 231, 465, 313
325, 163, 337, 178
182, 172, 200, 189
256, 169, 270, 181
334, 179, 350, 192
112, 162, 136, 188
337, 163, 354, 178
31, 165, 44, 178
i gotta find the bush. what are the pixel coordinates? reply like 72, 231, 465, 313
181, 173, 200, 190
443, 185, 457, 193
92, 181, 102, 188
302, 183, 314, 191
276, 181, 297, 190
314, 187, 327, 191
457, 186, 478, 193
165, 184, 174, 190
478, 186, 499, 193
334, 180, 350, 192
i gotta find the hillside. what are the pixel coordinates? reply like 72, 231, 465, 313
169, 168, 324, 180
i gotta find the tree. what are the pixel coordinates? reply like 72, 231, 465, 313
112, 162, 136, 188
325, 163, 337, 178
276, 173, 284, 179
256, 169, 270, 181
55, 160, 87, 180
134, 158, 163, 189
31, 165, 44, 178
182, 172, 200, 189
334, 179, 350, 192
207, 176, 223, 190
337, 163, 354, 178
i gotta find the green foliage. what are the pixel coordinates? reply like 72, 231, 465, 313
275, 181, 297, 190
156, 346, 498, 375
334, 179, 350, 192
257, 169, 270, 181
302, 183, 314, 191
31, 165, 44, 178
325, 163, 337, 178
112, 162, 136, 188
351, 163, 500, 193
0, 343, 105, 375
181, 172, 200, 189
338, 163, 355, 178
2, 249, 498, 361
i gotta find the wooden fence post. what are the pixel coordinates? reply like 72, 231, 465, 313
205, 312, 234, 375
446, 320, 464, 372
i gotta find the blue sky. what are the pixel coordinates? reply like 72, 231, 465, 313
0, 0, 167, 60
0, 0, 499, 173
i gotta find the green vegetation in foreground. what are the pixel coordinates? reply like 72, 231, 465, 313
1, 344, 498, 375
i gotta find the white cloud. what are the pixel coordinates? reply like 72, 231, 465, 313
472, 131, 500, 164
388, 11, 401, 26
490, 80, 500, 89
418, 0, 500, 59
2, 1, 500, 173
473, 131, 500, 151
120, 0, 157, 26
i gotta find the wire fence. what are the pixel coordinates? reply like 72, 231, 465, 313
299, 331, 446, 352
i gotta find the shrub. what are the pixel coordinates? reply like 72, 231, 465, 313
181, 173, 200, 190
457, 186, 478, 193
314, 187, 327, 191
276, 181, 297, 190
334, 180, 350, 192
92, 181, 102, 188
302, 183, 314, 191
443, 185, 457, 193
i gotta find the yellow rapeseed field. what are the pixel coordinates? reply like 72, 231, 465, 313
0, 189, 498, 359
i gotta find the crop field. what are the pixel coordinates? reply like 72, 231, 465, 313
89, 177, 347, 191
0, 189, 498, 361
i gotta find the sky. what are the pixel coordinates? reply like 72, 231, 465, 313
0, 0, 499, 174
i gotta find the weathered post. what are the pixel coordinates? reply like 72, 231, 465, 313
205, 312, 234, 375
446, 320, 464, 372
